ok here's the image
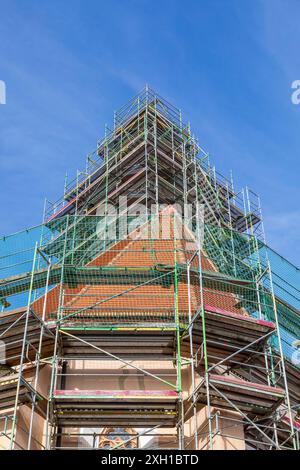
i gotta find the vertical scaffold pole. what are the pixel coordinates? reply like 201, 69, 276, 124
195, 201, 214, 450
255, 270, 279, 447
103, 129, 109, 252
10, 242, 38, 449
187, 262, 199, 449
192, 147, 214, 449
144, 88, 149, 217
27, 252, 52, 449
267, 260, 297, 450
226, 182, 237, 277
173, 212, 184, 449
47, 216, 69, 449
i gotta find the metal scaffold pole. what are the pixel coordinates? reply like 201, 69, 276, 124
173, 213, 184, 449
186, 260, 199, 449
267, 260, 297, 450
196, 206, 214, 450
27, 250, 52, 449
9, 242, 38, 449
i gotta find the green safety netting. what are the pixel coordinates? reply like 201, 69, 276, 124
0, 214, 299, 365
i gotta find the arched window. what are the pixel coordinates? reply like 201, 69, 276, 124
98, 427, 138, 449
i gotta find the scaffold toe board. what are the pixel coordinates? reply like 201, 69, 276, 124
59, 328, 176, 359
0, 307, 55, 366
193, 374, 285, 415
52, 389, 178, 427
245, 415, 300, 449
0, 373, 44, 411
181, 305, 275, 364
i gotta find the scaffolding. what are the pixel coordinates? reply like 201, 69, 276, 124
0, 87, 299, 450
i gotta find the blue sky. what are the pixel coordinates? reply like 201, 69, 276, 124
0, 0, 299, 265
